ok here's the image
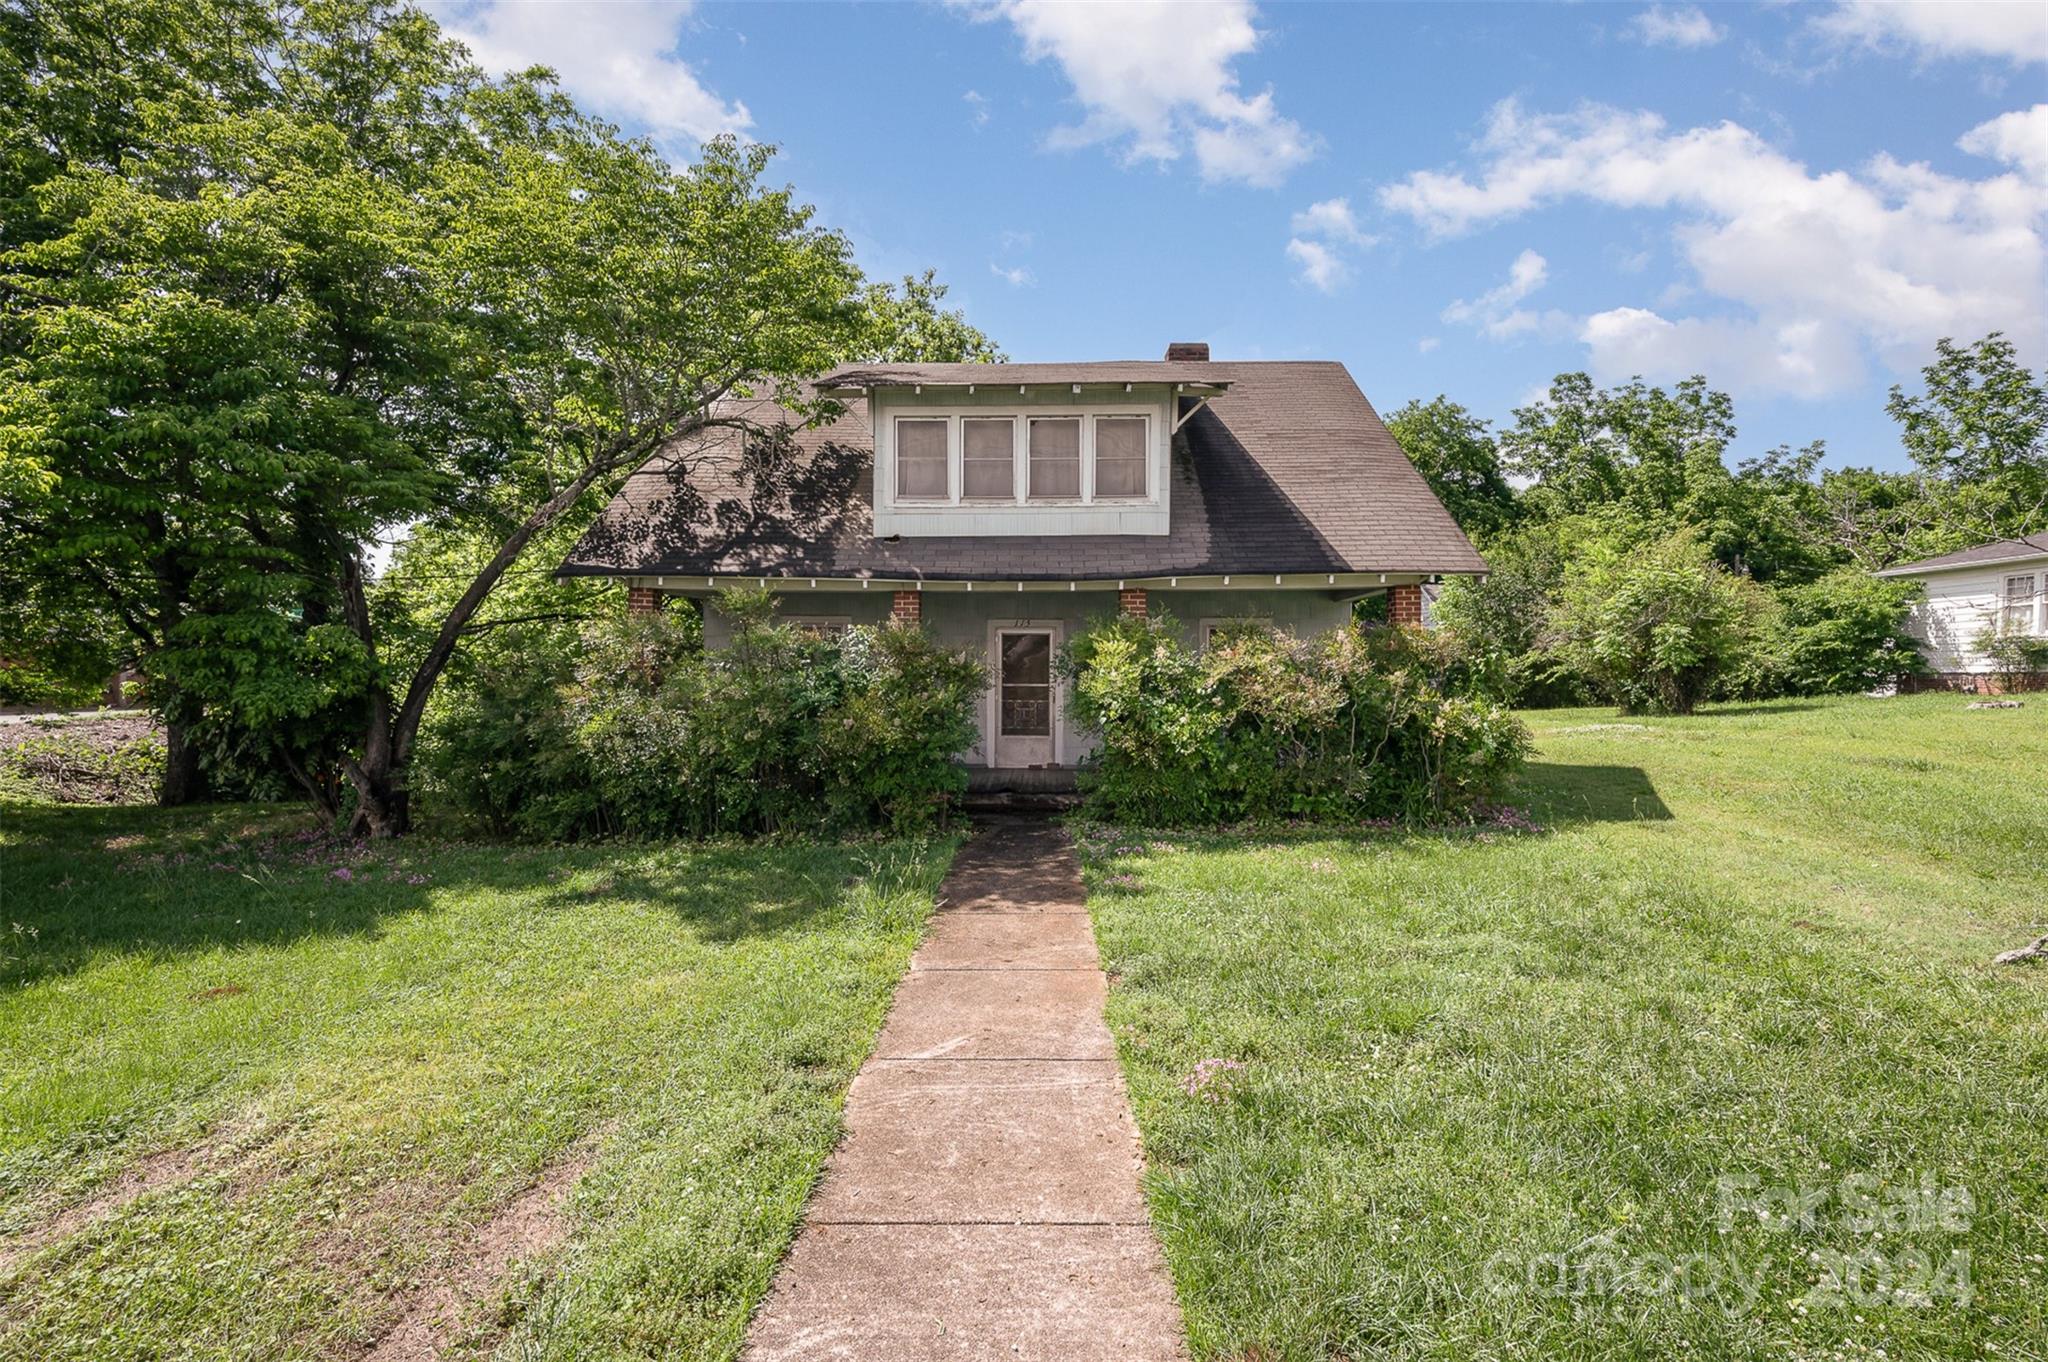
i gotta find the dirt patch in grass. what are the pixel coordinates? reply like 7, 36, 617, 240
360, 1139, 600, 1361
0, 1148, 201, 1276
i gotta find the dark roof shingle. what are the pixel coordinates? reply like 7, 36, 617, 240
1874, 532, 2048, 576
560, 361, 1485, 581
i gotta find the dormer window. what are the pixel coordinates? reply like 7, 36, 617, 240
856, 373, 1208, 537
1094, 417, 1147, 498
887, 411, 1153, 509
962, 418, 1014, 500
896, 418, 948, 501
1028, 418, 1081, 499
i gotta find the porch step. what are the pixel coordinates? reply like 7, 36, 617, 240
965, 766, 1079, 795
961, 790, 1084, 815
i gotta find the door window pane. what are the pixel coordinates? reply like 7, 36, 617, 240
999, 633, 1052, 736
1093, 417, 1147, 498
895, 419, 948, 499
961, 418, 1015, 500
1028, 418, 1081, 500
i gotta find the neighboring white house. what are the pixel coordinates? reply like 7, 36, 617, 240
1875, 532, 2048, 686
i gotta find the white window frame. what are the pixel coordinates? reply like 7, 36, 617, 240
1025, 414, 1084, 504
893, 416, 952, 504
2003, 572, 2043, 634
1090, 414, 1151, 502
879, 405, 1160, 511
959, 415, 1019, 502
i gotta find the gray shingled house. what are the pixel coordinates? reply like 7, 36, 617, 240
560, 344, 1485, 783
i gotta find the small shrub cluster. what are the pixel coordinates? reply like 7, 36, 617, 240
1062, 614, 1528, 825
1447, 523, 1932, 715
418, 589, 985, 839
1974, 628, 2048, 693
0, 718, 164, 803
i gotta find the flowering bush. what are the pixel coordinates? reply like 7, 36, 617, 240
1062, 614, 1528, 825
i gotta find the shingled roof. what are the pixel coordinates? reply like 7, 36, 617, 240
559, 361, 1486, 581
1874, 532, 2048, 577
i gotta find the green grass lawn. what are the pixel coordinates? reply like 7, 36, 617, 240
0, 803, 954, 1360
1082, 693, 2048, 1361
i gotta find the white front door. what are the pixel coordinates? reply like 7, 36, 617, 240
994, 628, 1056, 767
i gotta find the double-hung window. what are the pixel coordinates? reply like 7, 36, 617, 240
1092, 416, 1148, 499
1028, 417, 1082, 500
961, 418, 1016, 500
2003, 573, 2041, 634
895, 418, 948, 501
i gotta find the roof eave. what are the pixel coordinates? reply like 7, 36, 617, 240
1874, 548, 2048, 577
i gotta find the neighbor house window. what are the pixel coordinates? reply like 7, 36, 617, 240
895, 418, 948, 500
2003, 573, 2041, 633
1093, 416, 1148, 499
961, 417, 1016, 500
1028, 417, 1081, 500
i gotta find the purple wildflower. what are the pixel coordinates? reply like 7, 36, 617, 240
1181, 1058, 1247, 1104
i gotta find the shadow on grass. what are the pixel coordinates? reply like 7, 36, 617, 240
0, 800, 894, 989
1516, 763, 1673, 826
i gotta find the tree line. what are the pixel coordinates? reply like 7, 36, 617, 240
1388, 335, 2048, 711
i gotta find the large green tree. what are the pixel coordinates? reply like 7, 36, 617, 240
1384, 395, 1518, 541
1, 0, 994, 830
1885, 332, 2047, 555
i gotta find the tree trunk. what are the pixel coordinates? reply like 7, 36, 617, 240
160, 718, 203, 806
348, 768, 410, 838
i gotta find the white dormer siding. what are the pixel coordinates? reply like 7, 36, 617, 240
871, 383, 1173, 537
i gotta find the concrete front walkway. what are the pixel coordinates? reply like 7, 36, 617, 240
744, 818, 1186, 1361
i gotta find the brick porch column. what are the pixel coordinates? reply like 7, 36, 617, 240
626, 586, 660, 616
1388, 583, 1423, 626
890, 589, 922, 626
1119, 587, 1148, 618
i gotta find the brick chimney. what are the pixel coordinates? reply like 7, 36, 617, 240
1164, 341, 1210, 362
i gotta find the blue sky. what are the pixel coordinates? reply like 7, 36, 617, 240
431, 1, 2047, 473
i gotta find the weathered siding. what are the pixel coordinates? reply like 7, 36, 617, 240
1901, 560, 2048, 672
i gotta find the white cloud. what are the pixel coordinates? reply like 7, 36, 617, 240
1629, 5, 1725, 49
1380, 98, 2048, 396
1284, 195, 1376, 290
964, 89, 991, 129
1442, 248, 1566, 339
1813, 1, 2048, 65
1417, 336, 1441, 354
964, 0, 1314, 187
431, 0, 748, 154
1286, 237, 1349, 292
1959, 103, 2048, 183
990, 261, 1036, 287
1290, 196, 1375, 246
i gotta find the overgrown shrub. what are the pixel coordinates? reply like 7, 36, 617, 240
817, 623, 986, 831
1974, 628, 2048, 693
1774, 569, 1927, 694
418, 589, 984, 839
1550, 529, 1768, 715
1062, 614, 1528, 825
